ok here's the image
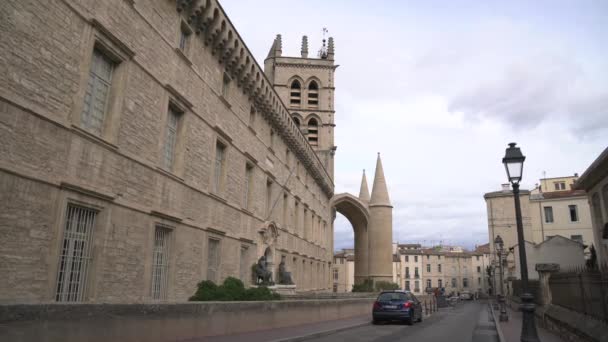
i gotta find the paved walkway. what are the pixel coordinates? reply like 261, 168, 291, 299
498, 305, 563, 342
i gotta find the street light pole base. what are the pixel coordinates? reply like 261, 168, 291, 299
520, 292, 540, 342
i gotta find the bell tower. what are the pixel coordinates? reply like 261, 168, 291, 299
264, 32, 338, 179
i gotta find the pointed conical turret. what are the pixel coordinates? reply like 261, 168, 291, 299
370, 153, 391, 207
359, 169, 370, 202
266, 34, 282, 58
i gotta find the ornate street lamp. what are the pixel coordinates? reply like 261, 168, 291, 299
502, 143, 539, 342
494, 235, 509, 321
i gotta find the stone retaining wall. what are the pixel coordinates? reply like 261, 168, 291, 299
1, 298, 375, 337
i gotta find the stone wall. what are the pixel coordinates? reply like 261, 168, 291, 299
0, 0, 334, 303
0, 299, 374, 339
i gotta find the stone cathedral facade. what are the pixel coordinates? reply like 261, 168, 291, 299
0, 0, 340, 303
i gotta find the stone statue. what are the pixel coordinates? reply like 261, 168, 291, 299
278, 260, 293, 285
254, 256, 273, 285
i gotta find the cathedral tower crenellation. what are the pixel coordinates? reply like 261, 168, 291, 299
264, 34, 338, 180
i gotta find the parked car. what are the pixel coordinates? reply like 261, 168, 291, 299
372, 290, 423, 325
459, 291, 473, 300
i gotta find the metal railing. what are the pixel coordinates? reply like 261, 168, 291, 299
549, 264, 608, 323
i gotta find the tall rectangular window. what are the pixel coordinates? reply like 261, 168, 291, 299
82, 49, 114, 135
414, 267, 419, 278
426, 264, 431, 272
405, 267, 410, 277
438, 264, 442, 273
207, 239, 220, 283
414, 281, 420, 292
244, 164, 253, 208
55, 204, 97, 302
477, 266, 481, 273
239, 246, 249, 282
214, 142, 226, 193
478, 277, 481, 285
463, 278, 469, 288
270, 130, 275, 150
544, 206, 554, 223
295, 201, 300, 234
438, 279, 443, 288
451, 278, 457, 288
151, 226, 171, 300
163, 106, 180, 170
249, 107, 256, 130
266, 180, 273, 217
405, 255, 409, 262
222, 73, 230, 97
414, 256, 418, 262
568, 205, 579, 222
283, 193, 288, 227
426, 279, 431, 289
405, 280, 410, 291
179, 23, 191, 52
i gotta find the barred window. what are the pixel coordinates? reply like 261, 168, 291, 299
151, 226, 171, 300
214, 142, 226, 193
239, 246, 249, 282
82, 49, 114, 134
55, 205, 97, 302
244, 164, 253, 208
307, 118, 318, 146
207, 239, 220, 283
163, 107, 180, 170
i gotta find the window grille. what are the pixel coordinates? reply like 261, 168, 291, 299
163, 107, 180, 170
55, 204, 97, 302
214, 142, 226, 193
151, 226, 171, 300
239, 246, 249, 282
82, 49, 113, 135
207, 239, 220, 283
244, 165, 253, 208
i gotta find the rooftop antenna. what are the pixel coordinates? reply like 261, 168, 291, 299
318, 27, 328, 59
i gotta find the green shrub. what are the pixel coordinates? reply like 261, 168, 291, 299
374, 281, 399, 291
352, 278, 374, 292
351, 279, 399, 292
189, 277, 281, 301
189, 280, 218, 301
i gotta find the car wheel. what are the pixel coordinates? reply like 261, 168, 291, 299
372, 319, 379, 325
406, 310, 414, 325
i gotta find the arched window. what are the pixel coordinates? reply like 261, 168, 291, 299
290, 80, 301, 106
307, 118, 318, 146
292, 116, 301, 128
308, 81, 318, 107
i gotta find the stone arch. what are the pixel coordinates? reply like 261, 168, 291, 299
331, 193, 370, 285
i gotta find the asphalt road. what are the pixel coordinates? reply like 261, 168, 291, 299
306, 300, 490, 342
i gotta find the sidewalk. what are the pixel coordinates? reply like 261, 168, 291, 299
498, 305, 563, 342
180, 314, 371, 342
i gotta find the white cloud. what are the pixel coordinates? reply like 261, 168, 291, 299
222, 0, 608, 252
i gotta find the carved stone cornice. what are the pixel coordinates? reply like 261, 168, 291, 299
174, 0, 334, 196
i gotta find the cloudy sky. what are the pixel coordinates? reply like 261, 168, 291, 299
222, 0, 608, 251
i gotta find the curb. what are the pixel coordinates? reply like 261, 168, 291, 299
269, 321, 370, 342
488, 302, 506, 342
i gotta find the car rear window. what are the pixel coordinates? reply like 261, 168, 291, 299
378, 292, 409, 301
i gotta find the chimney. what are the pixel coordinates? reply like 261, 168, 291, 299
574, 173, 579, 177
501, 183, 511, 192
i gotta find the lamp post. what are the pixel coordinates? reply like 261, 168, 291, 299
494, 235, 509, 321
502, 142, 539, 342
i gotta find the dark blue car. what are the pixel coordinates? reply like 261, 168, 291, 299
372, 290, 423, 325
